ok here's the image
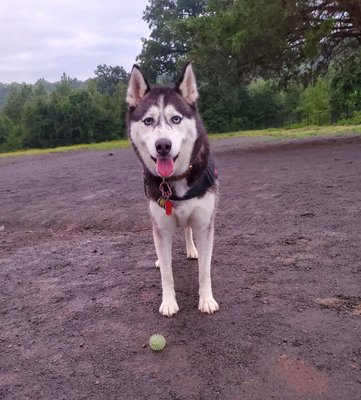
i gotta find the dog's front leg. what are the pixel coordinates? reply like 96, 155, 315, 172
150, 202, 179, 317
193, 223, 219, 314
153, 228, 179, 316
185, 227, 198, 259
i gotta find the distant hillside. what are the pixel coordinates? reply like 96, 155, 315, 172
0, 78, 88, 108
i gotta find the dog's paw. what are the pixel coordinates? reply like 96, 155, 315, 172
186, 247, 198, 260
155, 259, 160, 268
159, 298, 179, 317
198, 296, 219, 314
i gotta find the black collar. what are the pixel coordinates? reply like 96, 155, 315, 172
170, 155, 218, 201
143, 155, 218, 202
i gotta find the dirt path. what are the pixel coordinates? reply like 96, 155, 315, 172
1, 135, 361, 399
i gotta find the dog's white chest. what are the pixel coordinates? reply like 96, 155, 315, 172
172, 202, 191, 228
150, 191, 216, 230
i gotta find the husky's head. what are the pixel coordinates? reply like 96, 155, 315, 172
126, 63, 204, 178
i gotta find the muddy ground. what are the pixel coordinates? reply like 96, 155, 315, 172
1, 135, 361, 400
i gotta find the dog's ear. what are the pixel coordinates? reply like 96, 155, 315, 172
175, 63, 199, 105
126, 65, 150, 107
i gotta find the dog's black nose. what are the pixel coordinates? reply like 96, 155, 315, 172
155, 139, 172, 156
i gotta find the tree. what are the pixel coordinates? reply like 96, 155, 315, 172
297, 77, 331, 124
329, 49, 361, 115
176, 0, 361, 84
94, 64, 128, 95
4, 84, 33, 122
0, 67, 129, 152
199, 84, 252, 132
21, 96, 54, 148
299, 77, 331, 114
137, 0, 207, 81
248, 80, 283, 128
34, 79, 49, 97
0, 114, 13, 147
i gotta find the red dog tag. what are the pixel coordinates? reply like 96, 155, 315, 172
165, 200, 173, 216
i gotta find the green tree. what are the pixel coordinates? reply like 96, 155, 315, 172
55, 73, 74, 97
94, 64, 128, 95
0, 114, 14, 148
4, 84, 33, 122
248, 80, 283, 128
298, 77, 331, 124
34, 79, 48, 97
299, 78, 331, 115
329, 49, 361, 116
199, 84, 252, 132
137, 0, 207, 81
0, 67, 129, 152
177, 0, 361, 84
21, 96, 54, 148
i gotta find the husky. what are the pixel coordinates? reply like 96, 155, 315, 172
126, 63, 219, 317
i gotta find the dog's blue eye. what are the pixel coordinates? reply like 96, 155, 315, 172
171, 116, 182, 124
143, 117, 154, 126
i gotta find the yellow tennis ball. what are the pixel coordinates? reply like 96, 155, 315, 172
149, 334, 166, 351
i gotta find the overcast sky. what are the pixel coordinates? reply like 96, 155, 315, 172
0, 0, 150, 83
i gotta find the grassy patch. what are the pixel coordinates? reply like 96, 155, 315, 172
209, 125, 361, 140
0, 139, 130, 158
1, 125, 360, 159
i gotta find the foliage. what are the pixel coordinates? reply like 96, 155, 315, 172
338, 110, 361, 125
94, 64, 129, 95
199, 84, 252, 132
137, 0, 207, 81
134, 0, 361, 134
298, 77, 331, 114
329, 49, 361, 116
247, 80, 284, 129
4, 84, 34, 121
0, 66, 128, 152
139, 0, 361, 85
0, 114, 14, 147
0, 83, 21, 108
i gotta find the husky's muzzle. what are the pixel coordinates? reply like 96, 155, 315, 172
150, 139, 180, 178
155, 138, 172, 156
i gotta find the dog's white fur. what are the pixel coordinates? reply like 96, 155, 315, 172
127, 64, 219, 316
150, 192, 218, 316
129, 97, 198, 180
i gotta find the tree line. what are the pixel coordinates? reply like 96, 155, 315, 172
0, 0, 361, 152
0, 66, 128, 152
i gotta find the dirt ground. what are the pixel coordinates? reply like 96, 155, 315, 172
1, 135, 361, 400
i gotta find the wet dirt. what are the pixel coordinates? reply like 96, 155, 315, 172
1, 135, 361, 399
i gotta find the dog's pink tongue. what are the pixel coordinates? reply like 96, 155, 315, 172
156, 158, 174, 177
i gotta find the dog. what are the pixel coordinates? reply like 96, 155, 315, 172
126, 63, 219, 317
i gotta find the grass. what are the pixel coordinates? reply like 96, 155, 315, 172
0, 139, 130, 158
210, 124, 361, 140
1, 124, 360, 159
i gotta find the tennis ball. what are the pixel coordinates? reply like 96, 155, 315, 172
149, 334, 166, 351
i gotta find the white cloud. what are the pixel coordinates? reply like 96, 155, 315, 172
0, 0, 150, 83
